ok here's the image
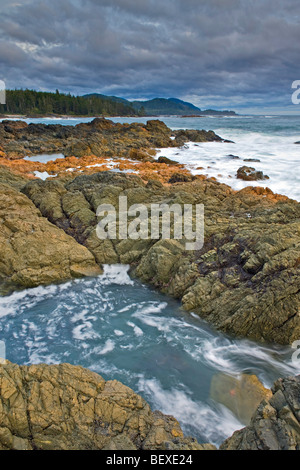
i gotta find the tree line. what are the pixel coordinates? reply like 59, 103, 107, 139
0, 89, 142, 116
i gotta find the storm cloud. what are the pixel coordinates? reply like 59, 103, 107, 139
0, 0, 299, 112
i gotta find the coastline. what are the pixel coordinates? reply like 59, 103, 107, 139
0, 117, 299, 345
0, 116, 299, 450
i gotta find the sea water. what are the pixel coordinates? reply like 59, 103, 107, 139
112, 115, 300, 201
0, 265, 298, 447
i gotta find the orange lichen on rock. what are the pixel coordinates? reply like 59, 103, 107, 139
235, 185, 292, 203
0, 151, 201, 185
1, 152, 287, 200
0, 157, 43, 178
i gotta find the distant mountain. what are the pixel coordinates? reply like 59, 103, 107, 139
131, 97, 204, 115
84, 93, 130, 105
83, 94, 237, 116
200, 109, 236, 116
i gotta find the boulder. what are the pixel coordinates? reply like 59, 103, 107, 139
128, 148, 155, 162
0, 183, 101, 293
174, 129, 223, 146
237, 166, 269, 181
157, 156, 180, 165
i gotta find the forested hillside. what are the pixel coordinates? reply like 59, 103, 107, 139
0, 89, 138, 116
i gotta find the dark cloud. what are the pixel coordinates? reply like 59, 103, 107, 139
0, 0, 299, 111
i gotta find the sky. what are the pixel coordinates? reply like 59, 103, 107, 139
0, 0, 300, 113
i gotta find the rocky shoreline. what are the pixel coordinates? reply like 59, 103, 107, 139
5, 167, 298, 345
0, 117, 299, 450
0, 361, 298, 450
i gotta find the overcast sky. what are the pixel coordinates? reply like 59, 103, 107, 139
0, 0, 300, 113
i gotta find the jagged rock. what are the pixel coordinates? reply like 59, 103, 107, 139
0, 361, 214, 451
157, 156, 180, 165
0, 118, 220, 161
0, 183, 101, 293
0, 165, 298, 345
237, 166, 269, 181
1, 120, 28, 132
173, 129, 222, 146
220, 376, 300, 450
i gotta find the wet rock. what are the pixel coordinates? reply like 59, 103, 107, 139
0, 361, 214, 450
1, 120, 28, 134
221, 376, 300, 450
210, 373, 272, 425
157, 156, 180, 165
243, 158, 261, 163
174, 129, 222, 146
237, 166, 269, 181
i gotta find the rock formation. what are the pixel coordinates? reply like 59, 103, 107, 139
0, 181, 101, 293
237, 166, 269, 181
0, 118, 222, 160
221, 376, 300, 450
0, 361, 214, 450
0, 361, 299, 451
0, 118, 299, 343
